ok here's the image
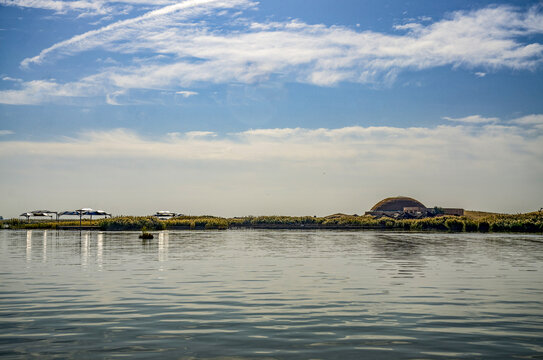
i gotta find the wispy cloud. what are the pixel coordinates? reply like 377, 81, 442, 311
2, 4, 543, 105
20, 0, 257, 68
105, 89, 127, 105
510, 114, 543, 125
2, 76, 23, 82
23, 4, 543, 73
1, 115, 541, 161
183, 131, 217, 140
1, 119, 541, 214
0, 0, 182, 16
510, 114, 543, 130
0, 77, 106, 105
0, 130, 14, 135
443, 115, 499, 124
176, 90, 198, 98
0, 0, 112, 15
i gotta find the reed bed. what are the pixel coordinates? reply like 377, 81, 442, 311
2, 212, 542, 233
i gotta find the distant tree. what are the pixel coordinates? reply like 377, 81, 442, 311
433, 206, 444, 215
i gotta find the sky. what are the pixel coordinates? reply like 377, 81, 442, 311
0, 0, 542, 218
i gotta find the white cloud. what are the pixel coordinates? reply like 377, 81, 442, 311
0, 121, 540, 162
0, 0, 184, 16
184, 131, 216, 138
475, 72, 486, 77
105, 89, 126, 105
2, 76, 22, 82
74, 5, 543, 80
20, 0, 257, 68
0, 130, 14, 135
0, 0, 112, 15
96, 57, 120, 65
443, 115, 499, 124
1, 121, 541, 215
511, 114, 543, 125
394, 23, 423, 31
0, 77, 106, 105
176, 90, 198, 98
2, 4, 539, 105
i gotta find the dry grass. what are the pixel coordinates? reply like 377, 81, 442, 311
2, 211, 542, 233
464, 210, 502, 220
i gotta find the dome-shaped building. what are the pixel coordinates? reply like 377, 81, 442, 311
370, 197, 426, 212
366, 196, 464, 218
366, 196, 428, 218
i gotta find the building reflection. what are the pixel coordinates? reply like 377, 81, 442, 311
97, 233, 103, 270
158, 231, 169, 270
43, 230, 47, 263
17, 230, 184, 268
26, 230, 32, 262
81, 232, 89, 267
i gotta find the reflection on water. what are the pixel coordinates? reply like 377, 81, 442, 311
370, 234, 428, 279
26, 230, 32, 262
42, 230, 47, 263
97, 233, 103, 270
1, 230, 542, 359
158, 231, 168, 267
81, 232, 89, 267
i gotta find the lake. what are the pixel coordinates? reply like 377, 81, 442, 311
1, 230, 542, 359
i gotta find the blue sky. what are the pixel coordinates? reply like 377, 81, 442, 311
0, 0, 542, 217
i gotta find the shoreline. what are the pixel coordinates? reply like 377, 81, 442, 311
1, 226, 542, 235
2, 211, 542, 233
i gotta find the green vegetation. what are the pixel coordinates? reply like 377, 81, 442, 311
99, 216, 165, 231
0, 218, 97, 229
139, 226, 154, 239
164, 216, 228, 230
1, 211, 542, 233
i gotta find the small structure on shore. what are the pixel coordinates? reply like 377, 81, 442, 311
19, 210, 57, 222
19, 208, 112, 223
56, 208, 111, 228
154, 210, 176, 217
366, 196, 464, 219
59, 208, 111, 221
153, 211, 184, 220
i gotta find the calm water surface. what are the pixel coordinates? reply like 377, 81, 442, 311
1, 230, 543, 359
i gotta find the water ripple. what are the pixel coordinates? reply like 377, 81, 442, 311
0, 230, 542, 359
